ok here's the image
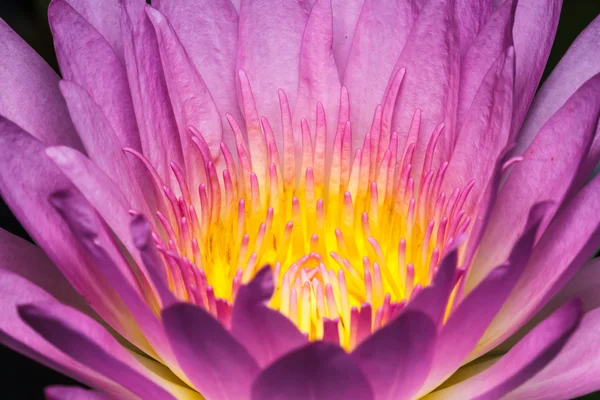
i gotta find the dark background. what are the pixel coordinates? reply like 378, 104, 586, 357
1, 0, 600, 398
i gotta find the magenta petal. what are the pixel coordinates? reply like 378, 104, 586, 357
45, 386, 114, 400
153, 0, 241, 151
0, 20, 82, 151
351, 312, 436, 400
454, 0, 492, 55
471, 73, 600, 289
505, 306, 600, 400
45, 385, 114, 400
19, 302, 175, 400
543, 257, 600, 314
251, 341, 374, 400
237, 0, 310, 139
330, 0, 363, 76
231, 267, 307, 367
162, 303, 259, 400
49, 0, 141, 153
426, 300, 582, 400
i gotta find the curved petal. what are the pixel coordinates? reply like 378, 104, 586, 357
0, 270, 129, 399
454, 0, 492, 55
510, 0, 562, 133
350, 311, 436, 400
330, 0, 364, 76
251, 342, 374, 400
231, 266, 307, 367
542, 257, 600, 314
476, 172, 600, 356
45, 386, 115, 400
63, 0, 123, 61
343, 0, 418, 140
162, 303, 260, 400
18, 302, 175, 400
504, 306, 600, 400
49, 0, 141, 153
153, 0, 241, 151
237, 0, 310, 140
424, 300, 582, 400
470, 73, 600, 289
0, 19, 82, 151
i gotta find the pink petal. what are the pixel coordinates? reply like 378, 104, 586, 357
504, 306, 600, 400
45, 386, 114, 400
351, 311, 436, 400
0, 20, 82, 151
153, 0, 241, 151
454, 0, 492, 55
330, 0, 364, 77
510, 0, 562, 134
231, 266, 307, 367
19, 302, 175, 400
343, 0, 418, 139
49, 0, 141, 153
0, 270, 129, 398
121, 0, 184, 186
470, 74, 600, 290
237, 0, 310, 142
146, 5, 223, 162
476, 171, 600, 357
251, 342, 374, 400
424, 300, 582, 400
162, 303, 259, 400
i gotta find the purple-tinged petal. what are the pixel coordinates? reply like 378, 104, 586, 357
121, 0, 183, 186
0, 119, 144, 347
0, 270, 130, 399
58, 81, 152, 215
510, 0, 562, 134
542, 257, 600, 314
162, 303, 260, 400
385, 0, 459, 173
45, 385, 115, 400
153, 0, 241, 151
231, 266, 307, 367
49, 0, 141, 153
445, 47, 514, 213
146, 6, 223, 163
420, 204, 548, 395
0, 19, 82, 151
470, 73, 600, 289
294, 0, 340, 153
237, 0, 310, 144
456, 0, 515, 134
403, 245, 457, 326
251, 341, 374, 400
62, 0, 123, 62
504, 306, 600, 400
454, 0, 492, 55
330, 0, 363, 77
343, 0, 418, 139
424, 300, 582, 400
19, 302, 175, 400
351, 311, 436, 400
475, 172, 600, 357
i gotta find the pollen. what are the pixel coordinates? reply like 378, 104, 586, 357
136, 70, 474, 350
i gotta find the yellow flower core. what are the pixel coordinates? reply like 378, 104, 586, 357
148, 73, 473, 350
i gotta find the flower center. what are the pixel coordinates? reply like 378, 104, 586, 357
135, 74, 474, 350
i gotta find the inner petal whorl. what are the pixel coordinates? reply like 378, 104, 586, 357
144, 76, 474, 350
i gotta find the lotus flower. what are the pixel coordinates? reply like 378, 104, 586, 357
1, 0, 600, 398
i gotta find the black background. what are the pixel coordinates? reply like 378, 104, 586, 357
1, 0, 600, 398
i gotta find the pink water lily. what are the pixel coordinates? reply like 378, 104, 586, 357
1, 0, 600, 398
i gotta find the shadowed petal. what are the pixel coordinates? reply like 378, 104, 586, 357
45, 385, 114, 400
162, 303, 259, 400
351, 312, 436, 400
252, 341, 374, 400
231, 266, 307, 367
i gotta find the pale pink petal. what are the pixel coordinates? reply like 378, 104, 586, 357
19, 302, 175, 400
330, 0, 364, 77
49, 0, 141, 153
251, 342, 374, 400
0, 19, 82, 151
424, 300, 582, 400
162, 303, 260, 400
153, 0, 241, 151
231, 267, 307, 367
351, 311, 436, 400
470, 74, 600, 289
